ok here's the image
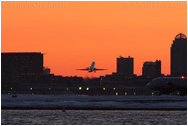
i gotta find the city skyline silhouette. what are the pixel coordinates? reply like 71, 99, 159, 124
2, 1, 187, 78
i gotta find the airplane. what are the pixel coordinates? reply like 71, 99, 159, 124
146, 77, 187, 96
76, 62, 107, 72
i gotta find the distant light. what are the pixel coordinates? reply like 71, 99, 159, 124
49, 88, 51, 90
125, 92, 127, 96
103, 88, 105, 91
66, 88, 69, 91
113, 88, 115, 90
101, 78, 103, 80
177, 92, 180, 95
86, 87, 89, 91
134, 92, 136, 95
116, 92, 118, 95
181, 76, 185, 79
30, 88, 32, 90
152, 92, 154, 96
79, 87, 82, 90
10, 87, 13, 90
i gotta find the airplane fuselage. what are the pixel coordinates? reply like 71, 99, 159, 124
88, 62, 95, 72
147, 77, 187, 95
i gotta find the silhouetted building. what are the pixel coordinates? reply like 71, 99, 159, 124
171, 33, 187, 77
2, 52, 43, 88
117, 56, 133, 77
2, 52, 43, 76
43, 67, 51, 75
142, 60, 161, 79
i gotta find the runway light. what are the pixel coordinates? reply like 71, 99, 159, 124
134, 92, 136, 95
79, 87, 82, 90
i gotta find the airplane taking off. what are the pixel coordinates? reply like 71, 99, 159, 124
76, 62, 107, 72
146, 77, 187, 96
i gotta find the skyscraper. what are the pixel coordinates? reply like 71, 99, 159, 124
117, 56, 133, 77
171, 33, 187, 77
1, 52, 44, 88
2, 52, 43, 76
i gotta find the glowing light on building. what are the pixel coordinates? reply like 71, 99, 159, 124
86, 87, 89, 90
103, 88, 105, 91
181, 76, 185, 79
116, 92, 118, 95
79, 87, 82, 90
30, 88, 32, 90
113, 88, 115, 90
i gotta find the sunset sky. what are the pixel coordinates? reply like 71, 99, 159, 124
1, 1, 187, 78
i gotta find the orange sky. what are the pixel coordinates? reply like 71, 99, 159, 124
1, 1, 187, 78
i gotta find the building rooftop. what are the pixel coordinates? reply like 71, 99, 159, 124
175, 33, 187, 39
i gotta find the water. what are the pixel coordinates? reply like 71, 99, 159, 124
1, 110, 187, 125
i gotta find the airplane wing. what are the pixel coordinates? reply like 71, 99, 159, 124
76, 69, 88, 70
94, 68, 107, 71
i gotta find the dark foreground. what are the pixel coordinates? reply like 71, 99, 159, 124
1, 110, 187, 125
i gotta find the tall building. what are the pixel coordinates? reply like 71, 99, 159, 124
2, 52, 43, 76
142, 60, 161, 79
171, 33, 187, 77
1, 52, 43, 87
117, 56, 133, 77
